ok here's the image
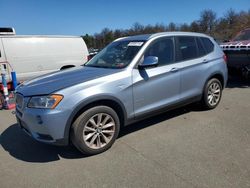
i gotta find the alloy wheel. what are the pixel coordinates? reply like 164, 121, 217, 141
83, 113, 116, 149
207, 82, 221, 106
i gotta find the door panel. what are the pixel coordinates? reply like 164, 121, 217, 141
132, 36, 181, 117
175, 36, 209, 100
179, 58, 207, 100
132, 64, 180, 117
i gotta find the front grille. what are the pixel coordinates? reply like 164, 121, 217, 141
15, 93, 24, 109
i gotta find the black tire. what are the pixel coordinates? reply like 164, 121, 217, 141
202, 78, 222, 110
71, 106, 120, 155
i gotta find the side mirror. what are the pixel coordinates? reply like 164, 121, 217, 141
138, 56, 158, 69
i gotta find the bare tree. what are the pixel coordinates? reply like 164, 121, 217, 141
199, 9, 217, 34
82, 9, 250, 49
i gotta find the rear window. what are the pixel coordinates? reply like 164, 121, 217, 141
200, 37, 214, 54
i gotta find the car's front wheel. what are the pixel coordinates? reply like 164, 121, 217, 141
71, 106, 120, 155
202, 78, 222, 109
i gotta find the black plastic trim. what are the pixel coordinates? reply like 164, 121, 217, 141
125, 95, 202, 126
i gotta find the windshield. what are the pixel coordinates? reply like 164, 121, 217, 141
85, 40, 145, 69
233, 29, 250, 41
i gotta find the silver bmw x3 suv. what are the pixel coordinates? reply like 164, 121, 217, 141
15, 32, 228, 155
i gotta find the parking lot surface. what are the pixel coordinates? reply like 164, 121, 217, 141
0, 77, 250, 188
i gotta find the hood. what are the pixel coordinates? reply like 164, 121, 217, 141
16, 66, 123, 96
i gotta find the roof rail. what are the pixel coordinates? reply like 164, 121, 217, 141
0, 27, 16, 35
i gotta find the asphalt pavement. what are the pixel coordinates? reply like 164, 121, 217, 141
0, 76, 250, 188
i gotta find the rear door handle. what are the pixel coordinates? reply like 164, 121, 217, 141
203, 59, 208, 63
170, 68, 179, 72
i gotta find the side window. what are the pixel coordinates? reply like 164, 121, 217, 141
196, 37, 206, 57
144, 37, 174, 66
200, 37, 214, 54
177, 36, 198, 61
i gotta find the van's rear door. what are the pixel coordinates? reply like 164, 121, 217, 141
0, 38, 7, 83
0, 38, 6, 63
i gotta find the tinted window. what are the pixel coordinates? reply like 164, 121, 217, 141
0, 27, 14, 33
144, 37, 174, 66
177, 36, 197, 61
196, 37, 206, 57
200, 37, 214, 54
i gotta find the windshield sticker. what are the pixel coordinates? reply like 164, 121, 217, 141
128, 42, 144, 46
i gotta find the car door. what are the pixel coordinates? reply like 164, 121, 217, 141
175, 36, 209, 100
132, 37, 181, 117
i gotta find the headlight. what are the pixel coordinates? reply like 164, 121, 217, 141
28, 95, 63, 109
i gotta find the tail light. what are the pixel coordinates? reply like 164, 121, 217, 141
223, 54, 227, 63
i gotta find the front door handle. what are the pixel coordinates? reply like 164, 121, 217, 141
170, 68, 179, 72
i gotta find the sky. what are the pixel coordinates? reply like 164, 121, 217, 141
0, 0, 249, 36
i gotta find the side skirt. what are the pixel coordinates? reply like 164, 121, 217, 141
124, 95, 202, 126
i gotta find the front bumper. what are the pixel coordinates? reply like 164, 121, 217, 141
16, 106, 71, 146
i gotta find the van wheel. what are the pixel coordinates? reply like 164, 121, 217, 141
71, 106, 120, 155
202, 78, 222, 109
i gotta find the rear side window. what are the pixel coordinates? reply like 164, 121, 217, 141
196, 37, 206, 57
200, 37, 214, 54
144, 37, 174, 66
177, 36, 197, 61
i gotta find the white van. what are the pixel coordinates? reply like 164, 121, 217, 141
0, 28, 89, 83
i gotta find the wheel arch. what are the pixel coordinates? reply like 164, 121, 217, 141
205, 72, 225, 89
64, 95, 127, 144
201, 72, 224, 109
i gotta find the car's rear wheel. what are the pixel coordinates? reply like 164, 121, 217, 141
202, 78, 222, 109
71, 106, 120, 155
